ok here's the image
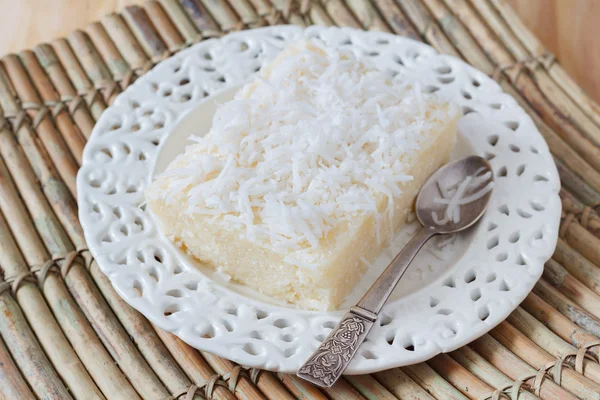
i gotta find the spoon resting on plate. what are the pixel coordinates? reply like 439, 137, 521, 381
297, 155, 494, 388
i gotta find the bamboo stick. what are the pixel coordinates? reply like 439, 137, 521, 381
18, 50, 86, 165
201, 0, 244, 32
241, 0, 279, 28
200, 351, 273, 399
533, 279, 600, 339
0, 207, 104, 399
254, 0, 290, 27
521, 292, 600, 356
370, 0, 420, 39
51, 37, 108, 121
276, 373, 328, 400
52, 265, 171, 399
560, 188, 600, 238
34, 44, 96, 138
0, 275, 73, 400
223, 0, 265, 28
243, 0, 273, 23
152, 327, 236, 400
321, 0, 363, 29
373, 368, 436, 399
253, 372, 296, 400
67, 29, 121, 106
270, 0, 309, 27
0, 334, 34, 400
508, 306, 600, 382
421, 0, 494, 71
402, 363, 469, 400
158, 0, 204, 45
555, 157, 600, 207
176, 0, 221, 36
553, 239, 600, 296
427, 353, 491, 399
321, 377, 366, 400
122, 5, 171, 63
89, 267, 193, 397
491, 0, 600, 128
544, 258, 600, 320
101, 13, 152, 76
561, 221, 600, 267
471, 335, 578, 400
490, 321, 600, 399
142, 1, 186, 53
305, 1, 335, 26
345, 0, 391, 32
398, 0, 462, 56
345, 374, 398, 400
451, 346, 539, 400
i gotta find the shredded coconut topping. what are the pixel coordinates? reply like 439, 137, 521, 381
153, 40, 457, 251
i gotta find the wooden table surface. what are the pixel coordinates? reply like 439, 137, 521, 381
1, 0, 599, 104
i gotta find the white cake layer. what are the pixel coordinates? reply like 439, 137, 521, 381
146, 40, 460, 310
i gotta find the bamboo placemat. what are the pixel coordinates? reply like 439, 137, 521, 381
0, 0, 599, 399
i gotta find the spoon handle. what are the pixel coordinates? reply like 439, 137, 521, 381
296, 308, 375, 387
357, 227, 434, 314
297, 227, 435, 387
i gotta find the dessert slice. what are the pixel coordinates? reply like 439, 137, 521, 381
146, 40, 460, 311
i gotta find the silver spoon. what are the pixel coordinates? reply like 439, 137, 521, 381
297, 155, 494, 388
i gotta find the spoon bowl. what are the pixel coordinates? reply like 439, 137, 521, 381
417, 155, 494, 234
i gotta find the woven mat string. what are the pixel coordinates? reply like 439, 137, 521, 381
562, 341, 600, 374
81, 88, 103, 108
1, 98, 86, 133
31, 250, 82, 287
181, 374, 227, 400
479, 340, 600, 399
0, 249, 89, 297
491, 51, 556, 82
478, 378, 527, 400
0, 270, 37, 296
560, 212, 575, 238
420, 18, 434, 38
94, 80, 119, 104
0, 115, 8, 132
580, 206, 592, 229
560, 204, 600, 235
222, 365, 245, 392
66, 95, 86, 114
248, 368, 262, 384
220, 366, 262, 392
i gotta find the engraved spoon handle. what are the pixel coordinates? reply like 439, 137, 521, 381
297, 227, 435, 387
296, 308, 376, 388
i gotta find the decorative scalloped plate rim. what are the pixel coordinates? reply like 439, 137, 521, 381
77, 26, 561, 374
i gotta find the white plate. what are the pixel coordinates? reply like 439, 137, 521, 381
77, 26, 561, 374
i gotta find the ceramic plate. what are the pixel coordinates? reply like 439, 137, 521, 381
77, 26, 561, 374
